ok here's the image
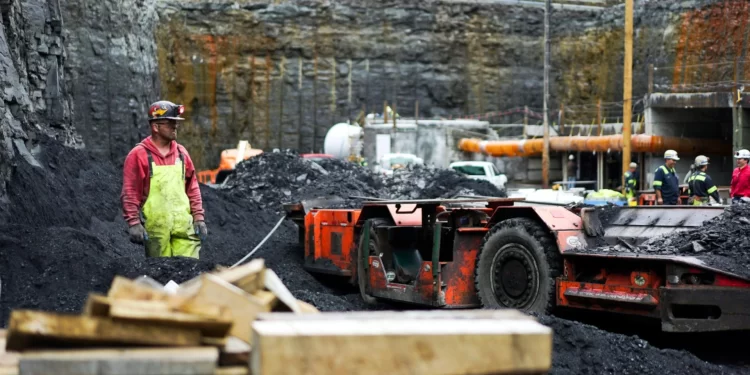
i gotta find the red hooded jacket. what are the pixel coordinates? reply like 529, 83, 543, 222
120, 136, 204, 227
731, 165, 750, 198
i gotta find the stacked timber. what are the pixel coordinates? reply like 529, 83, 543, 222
1, 259, 317, 375
1, 259, 554, 375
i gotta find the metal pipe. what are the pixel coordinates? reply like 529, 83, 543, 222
458, 135, 730, 157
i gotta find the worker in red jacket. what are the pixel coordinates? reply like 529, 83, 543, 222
120, 100, 207, 258
731, 149, 750, 204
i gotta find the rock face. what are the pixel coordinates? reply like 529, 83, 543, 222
5, 0, 749, 175
0, 0, 78, 201
152, 0, 602, 169
148, 0, 749, 171
61, 0, 160, 165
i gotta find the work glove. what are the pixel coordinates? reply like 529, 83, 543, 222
194, 221, 208, 241
129, 224, 147, 244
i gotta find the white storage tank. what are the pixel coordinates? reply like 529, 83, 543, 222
324, 123, 362, 159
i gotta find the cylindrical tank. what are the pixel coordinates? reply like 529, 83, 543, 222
324, 123, 362, 159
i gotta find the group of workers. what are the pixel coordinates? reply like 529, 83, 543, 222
632, 149, 750, 206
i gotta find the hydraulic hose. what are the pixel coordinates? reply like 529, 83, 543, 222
230, 215, 287, 268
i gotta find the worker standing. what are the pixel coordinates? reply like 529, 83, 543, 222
624, 162, 638, 205
730, 149, 750, 204
121, 100, 208, 258
653, 150, 680, 205
687, 156, 720, 205
566, 154, 577, 190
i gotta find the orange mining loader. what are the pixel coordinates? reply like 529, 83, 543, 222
197, 140, 263, 185
283, 198, 750, 333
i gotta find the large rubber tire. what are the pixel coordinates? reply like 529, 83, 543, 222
356, 218, 390, 305
474, 218, 562, 314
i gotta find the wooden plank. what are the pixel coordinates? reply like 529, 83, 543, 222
297, 301, 320, 314
82, 294, 110, 317
6, 311, 202, 351
252, 291, 277, 310
215, 367, 249, 375
0, 330, 19, 375
218, 337, 251, 367
184, 274, 271, 344
83, 295, 232, 338
108, 300, 233, 338
251, 318, 552, 375
257, 309, 532, 321
263, 270, 301, 313
180, 260, 264, 297
19, 347, 217, 375
107, 277, 188, 307
214, 259, 265, 294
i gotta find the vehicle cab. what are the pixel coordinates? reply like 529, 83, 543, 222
449, 161, 508, 189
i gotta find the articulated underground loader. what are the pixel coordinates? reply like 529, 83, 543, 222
283, 197, 750, 333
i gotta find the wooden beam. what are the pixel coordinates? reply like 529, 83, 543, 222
251, 316, 552, 375
257, 309, 533, 322
215, 367, 250, 375
0, 330, 19, 375
18, 347, 217, 375
183, 274, 272, 344
6, 311, 202, 351
107, 276, 187, 307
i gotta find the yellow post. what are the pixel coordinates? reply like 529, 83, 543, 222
622, 0, 633, 192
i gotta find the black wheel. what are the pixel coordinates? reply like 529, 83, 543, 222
474, 218, 562, 313
356, 218, 390, 305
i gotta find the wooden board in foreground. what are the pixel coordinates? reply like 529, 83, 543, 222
18, 347, 217, 375
257, 309, 530, 322
251, 317, 552, 375
107, 276, 187, 307
214, 367, 249, 375
6, 311, 202, 351
0, 330, 19, 375
183, 274, 271, 343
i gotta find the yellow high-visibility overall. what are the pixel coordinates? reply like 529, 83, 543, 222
142, 150, 201, 258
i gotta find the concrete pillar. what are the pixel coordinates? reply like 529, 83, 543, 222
597, 152, 604, 190
734, 107, 750, 150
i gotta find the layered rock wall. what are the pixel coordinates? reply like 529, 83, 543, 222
62, 0, 160, 164
153, 0, 750, 170
0, 0, 76, 202
4, 0, 750, 175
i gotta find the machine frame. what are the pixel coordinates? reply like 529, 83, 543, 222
283, 199, 750, 332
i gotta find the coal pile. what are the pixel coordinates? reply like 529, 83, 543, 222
222, 150, 507, 211
222, 150, 384, 210
535, 314, 733, 375
0, 139, 367, 325
385, 164, 507, 200
574, 204, 750, 279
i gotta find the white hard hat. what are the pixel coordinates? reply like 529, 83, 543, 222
569, 155, 575, 160
694, 155, 709, 166
663, 150, 680, 160
735, 149, 750, 159
629, 162, 637, 168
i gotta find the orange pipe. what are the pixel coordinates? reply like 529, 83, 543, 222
458, 135, 730, 157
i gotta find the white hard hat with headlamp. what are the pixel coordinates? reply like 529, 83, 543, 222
663, 150, 680, 160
